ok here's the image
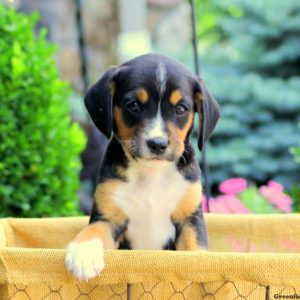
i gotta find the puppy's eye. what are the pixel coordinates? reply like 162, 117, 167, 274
127, 101, 141, 113
175, 103, 188, 115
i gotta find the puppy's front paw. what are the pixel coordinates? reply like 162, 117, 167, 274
65, 239, 104, 281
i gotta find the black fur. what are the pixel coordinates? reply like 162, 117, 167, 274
118, 238, 132, 250
84, 67, 117, 139
176, 142, 201, 182
163, 238, 176, 250
97, 137, 128, 183
189, 205, 208, 249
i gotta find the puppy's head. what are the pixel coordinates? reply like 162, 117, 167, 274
85, 54, 220, 161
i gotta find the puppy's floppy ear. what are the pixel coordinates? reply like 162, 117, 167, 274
194, 78, 220, 151
84, 67, 117, 139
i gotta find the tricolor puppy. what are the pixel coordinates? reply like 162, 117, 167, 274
65, 54, 220, 280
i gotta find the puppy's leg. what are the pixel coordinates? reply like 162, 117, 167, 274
172, 182, 208, 251
65, 221, 115, 280
175, 210, 208, 250
65, 180, 128, 280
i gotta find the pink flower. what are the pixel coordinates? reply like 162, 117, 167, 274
268, 180, 284, 192
209, 197, 231, 213
202, 195, 229, 213
217, 195, 250, 214
219, 178, 248, 195
259, 180, 292, 213
207, 194, 250, 214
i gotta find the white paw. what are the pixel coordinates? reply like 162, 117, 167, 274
65, 239, 104, 281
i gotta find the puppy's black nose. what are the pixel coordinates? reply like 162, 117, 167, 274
147, 138, 168, 155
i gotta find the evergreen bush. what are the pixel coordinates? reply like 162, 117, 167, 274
195, 0, 300, 189
0, 6, 86, 217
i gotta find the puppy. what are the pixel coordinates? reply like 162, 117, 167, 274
65, 54, 220, 280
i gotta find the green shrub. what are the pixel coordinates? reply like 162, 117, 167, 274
0, 6, 86, 217
291, 124, 300, 165
290, 124, 300, 211
194, 0, 300, 189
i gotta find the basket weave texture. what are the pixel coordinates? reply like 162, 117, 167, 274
1, 214, 300, 299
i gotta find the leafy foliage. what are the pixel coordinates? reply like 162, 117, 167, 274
290, 124, 300, 211
195, 0, 300, 189
0, 6, 86, 217
291, 124, 300, 165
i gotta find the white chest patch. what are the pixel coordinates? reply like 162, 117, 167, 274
113, 160, 189, 249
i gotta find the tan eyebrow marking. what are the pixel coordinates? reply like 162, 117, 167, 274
170, 89, 182, 105
136, 88, 149, 104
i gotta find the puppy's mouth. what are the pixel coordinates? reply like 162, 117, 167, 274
145, 155, 174, 162
132, 152, 176, 164
147, 156, 164, 160
126, 149, 168, 162
138, 156, 173, 167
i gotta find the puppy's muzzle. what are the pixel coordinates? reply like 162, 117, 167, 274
146, 137, 168, 155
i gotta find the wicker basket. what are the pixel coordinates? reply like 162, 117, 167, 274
1, 214, 300, 299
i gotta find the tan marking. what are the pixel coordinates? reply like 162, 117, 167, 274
113, 106, 136, 152
72, 222, 116, 249
136, 88, 149, 104
176, 225, 203, 251
170, 89, 182, 106
116, 166, 127, 179
94, 180, 128, 224
172, 182, 202, 222
70, 180, 127, 250
168, 112, 194, 157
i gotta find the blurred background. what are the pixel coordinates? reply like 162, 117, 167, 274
0, 0, 299, 217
